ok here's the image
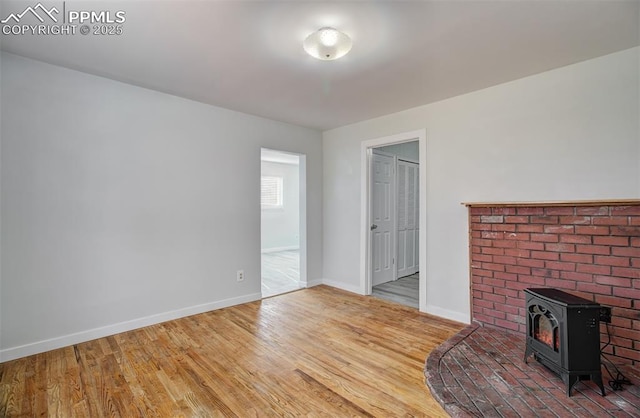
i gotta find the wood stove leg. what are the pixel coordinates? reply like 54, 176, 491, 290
564, 374, 580, 397
564, 373, 606, 397
592, 373, 606, 397
523, 346, 533, 364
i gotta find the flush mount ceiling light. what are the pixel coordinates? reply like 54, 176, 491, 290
303, 27, 352, 61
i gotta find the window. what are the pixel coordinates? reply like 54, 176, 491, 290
261, 176, 283, 208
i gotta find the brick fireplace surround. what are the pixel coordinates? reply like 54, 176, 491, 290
465, 199, 640, 365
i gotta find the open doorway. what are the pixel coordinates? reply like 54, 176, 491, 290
260, 149, 305, 298
360, 130, 426, 311
370, 142, 419, 308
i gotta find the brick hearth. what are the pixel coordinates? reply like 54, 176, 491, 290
465, 200, 640, 365
425, 325, 640, 417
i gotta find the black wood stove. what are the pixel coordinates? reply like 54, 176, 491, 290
524, 288, 605, 396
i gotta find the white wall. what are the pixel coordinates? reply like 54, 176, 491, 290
323, 47, 640, 323
261, 161, 300, 251
0, 52, 323, 361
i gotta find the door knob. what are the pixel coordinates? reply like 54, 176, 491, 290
371, 224, 378, 230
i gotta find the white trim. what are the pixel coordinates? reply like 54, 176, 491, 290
418, 132, 427, 313
426, 304, 471, 325
298, 155, 308, 288
321, 278, 363, 295
305, 278, 323, 288
360, 147, 373, 295
261, 246, 300, 254
360, 129, 427, 310
0, 293, 261, 362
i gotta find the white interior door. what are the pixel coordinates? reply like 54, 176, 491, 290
371, 152, 396, 286
397, 160, 419, 278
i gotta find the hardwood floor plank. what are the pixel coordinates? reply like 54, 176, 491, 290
0, 356, 26, 417
33, 354, 48, 416
294, 368, 376, 417
0, 285, 464, 416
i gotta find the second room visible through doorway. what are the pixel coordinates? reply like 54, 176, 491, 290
261, 149, 302, 298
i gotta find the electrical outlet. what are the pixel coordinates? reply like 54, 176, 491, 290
599, 306, 612, 323
236, 270, 244, 282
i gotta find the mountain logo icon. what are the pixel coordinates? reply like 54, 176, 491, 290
1, 3, 59, 24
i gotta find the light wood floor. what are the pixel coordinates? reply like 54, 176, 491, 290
372, 274, 419, 309
261, 250, 300, 298
0, 285, 464, 417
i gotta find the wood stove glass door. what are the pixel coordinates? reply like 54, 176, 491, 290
529, 304, 560, 353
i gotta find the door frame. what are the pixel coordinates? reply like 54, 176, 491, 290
359, 129, 426, 311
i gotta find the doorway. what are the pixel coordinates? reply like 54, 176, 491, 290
370, 143, 419, 308
360, 130, 426, 310
260, 149, 306, 298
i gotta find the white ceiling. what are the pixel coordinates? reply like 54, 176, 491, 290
1, 1, 639, 131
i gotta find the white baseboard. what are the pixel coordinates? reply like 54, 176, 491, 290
320, 278, 363, 295
305, 278, 323, 288
261, 246, 299, 254
0, 293, 262, 363
425, 305, 471, 324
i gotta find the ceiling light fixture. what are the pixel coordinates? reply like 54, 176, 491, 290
303, 27, 352, 61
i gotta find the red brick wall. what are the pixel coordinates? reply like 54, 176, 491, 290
468, 202, 640, 365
